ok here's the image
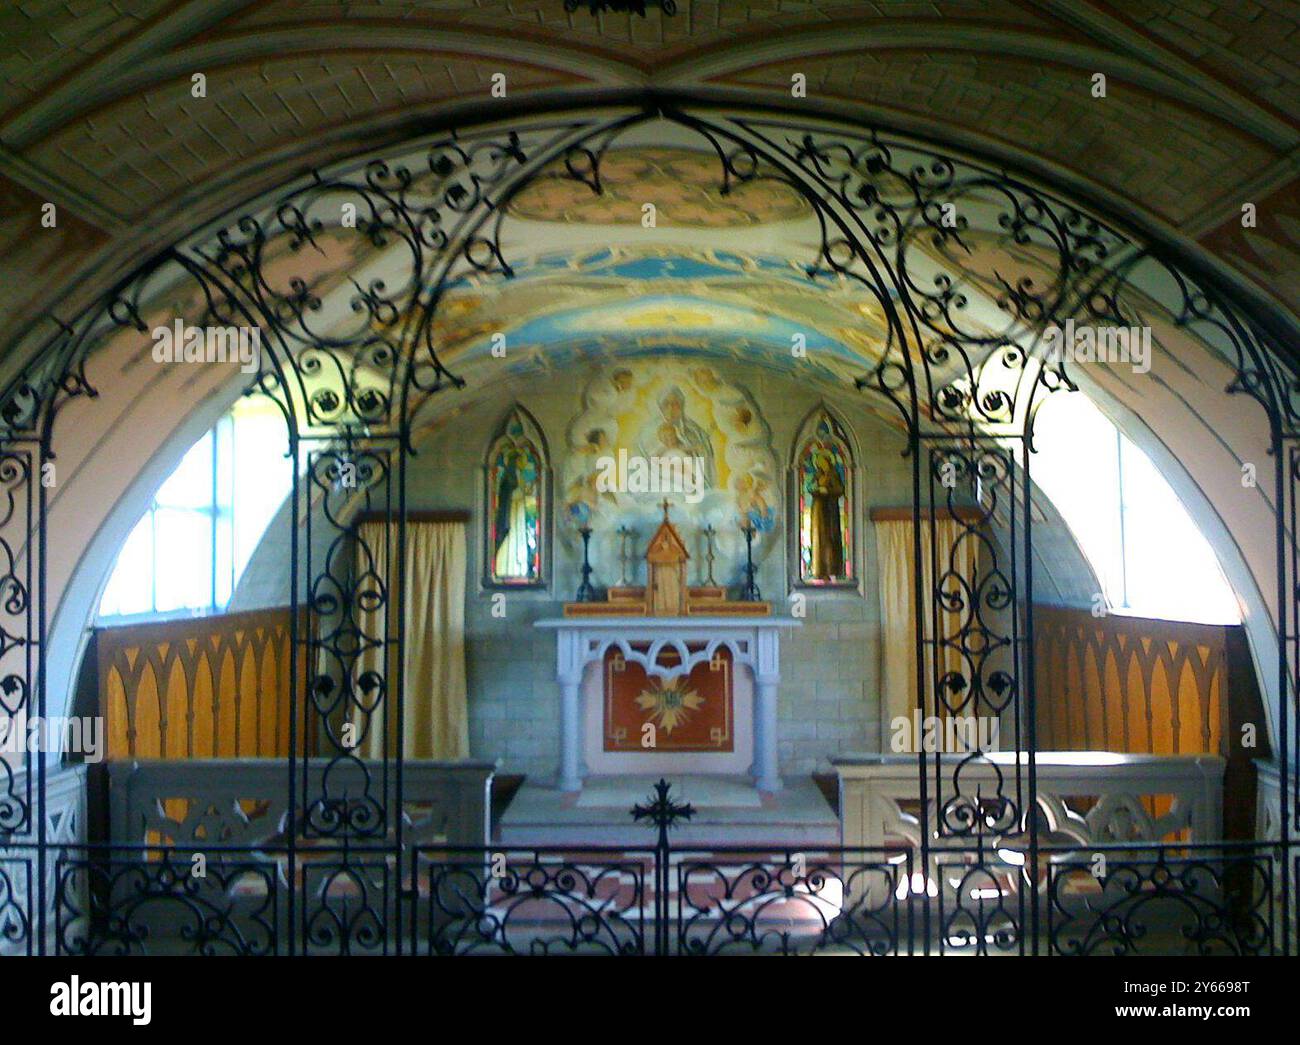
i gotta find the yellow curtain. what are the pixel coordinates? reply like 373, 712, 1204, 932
354, 519, 469, 760
874, 513, 978, 752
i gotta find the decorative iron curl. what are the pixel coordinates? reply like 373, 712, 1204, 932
0, 102, 1296, 960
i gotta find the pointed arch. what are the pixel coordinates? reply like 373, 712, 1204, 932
483, 404, 550, 589
788, 403, 861, 591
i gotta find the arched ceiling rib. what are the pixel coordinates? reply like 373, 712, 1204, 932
17, 95, 1287, 739
1, 0, 1298, 382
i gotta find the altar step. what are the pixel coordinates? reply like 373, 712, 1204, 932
495, 774, 840, 848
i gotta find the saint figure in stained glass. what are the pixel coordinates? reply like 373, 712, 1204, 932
797, 414, 853, 584
487, 411, 544, 585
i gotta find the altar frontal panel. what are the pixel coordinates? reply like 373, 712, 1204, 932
603, 644, 733, 752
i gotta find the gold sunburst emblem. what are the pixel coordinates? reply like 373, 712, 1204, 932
634, 677, 705, 735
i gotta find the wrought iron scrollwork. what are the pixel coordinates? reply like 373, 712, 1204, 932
415, 848, 647, 956
302, 442, 393, 840
0, 100, 1297, 957
0, 452, 33, 836
302, 858, 389, 955
55, 849, 278, 957
0, 852, 31, 953
676, 852, 907, 956
1048, 847, 1275, 956
937, 853, 1022, 955
927, 444, 1021, 839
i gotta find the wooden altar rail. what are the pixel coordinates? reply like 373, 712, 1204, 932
107, 758, 497, 850
834, 752, 1227, 913
835, 751, 1225, 850
93, 606, 310, 761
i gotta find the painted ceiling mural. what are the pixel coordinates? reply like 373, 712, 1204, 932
507, 148, 812, 227
562, 360, 779, 588
424, 246, 892, 384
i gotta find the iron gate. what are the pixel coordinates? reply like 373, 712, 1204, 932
1, 99, 1297, 956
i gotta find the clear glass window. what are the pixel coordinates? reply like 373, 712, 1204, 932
1031, 394, 1239, 624
97, 397, 291, 619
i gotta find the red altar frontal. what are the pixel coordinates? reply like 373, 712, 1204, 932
603, 644, 734, 753
537, 615, 798, 791
537, 502, 796, 791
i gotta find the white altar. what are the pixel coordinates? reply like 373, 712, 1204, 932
535, 616, 801, 793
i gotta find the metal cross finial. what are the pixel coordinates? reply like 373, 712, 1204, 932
631, 778, 694, 845
660, 498, 672, 521
631, 778, 693, 953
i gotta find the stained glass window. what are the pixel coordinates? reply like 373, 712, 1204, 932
795, 412, 854, 585
486, 408, 546, 586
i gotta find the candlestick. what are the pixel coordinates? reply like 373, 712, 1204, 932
739, 520, 761, 601
576, 525, 597, 602
701, 524, 717, 586
617, 525, 634, 586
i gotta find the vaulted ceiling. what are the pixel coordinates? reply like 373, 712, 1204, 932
1, 0, 1297, 383
8, 2, 1295, 731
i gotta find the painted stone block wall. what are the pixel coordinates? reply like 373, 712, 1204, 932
228, 357, 1103, 780
398, 360, 910, 779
